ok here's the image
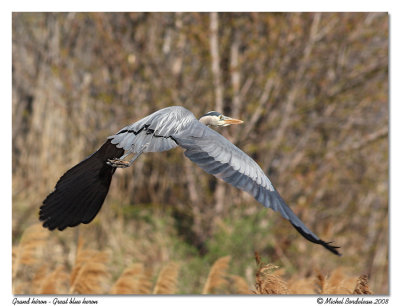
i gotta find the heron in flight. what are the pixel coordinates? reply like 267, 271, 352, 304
39, 106, 340, 255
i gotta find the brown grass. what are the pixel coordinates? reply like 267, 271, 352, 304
110, 263, 152, 294
230, 275, 251, 294
12, 224, 49, 278
12, 225, 375, 295
324, 268, 359, 294
69, 238, 110, 294
253, 253, 373, 295
287, 277, 316, 294
31, 264, 50, 293
253, 263, 288, 294
153, 262, 180, 294
202, 256, 231, 294
315, 271, 326, 294
353, 275, 373, 294
37, 266, 69, 294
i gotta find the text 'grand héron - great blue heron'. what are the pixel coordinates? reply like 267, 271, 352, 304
39, 106, 340, 256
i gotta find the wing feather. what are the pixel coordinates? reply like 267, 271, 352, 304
176, 121, 340, 256
108, 106, 195, 153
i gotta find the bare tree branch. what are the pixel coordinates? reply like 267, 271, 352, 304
209, 12, 223, 113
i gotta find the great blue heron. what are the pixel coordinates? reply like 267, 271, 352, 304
39, 106, 340, 255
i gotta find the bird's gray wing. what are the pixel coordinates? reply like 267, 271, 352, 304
175, 121, 340, 255
108, 106, 196, 153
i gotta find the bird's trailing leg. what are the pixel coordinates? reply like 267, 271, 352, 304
107, 145, 147, 168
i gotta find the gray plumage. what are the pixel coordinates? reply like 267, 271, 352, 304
40, 105, 340, 256
107, 106, 340, 255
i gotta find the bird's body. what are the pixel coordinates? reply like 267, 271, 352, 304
40, 106, 340, 255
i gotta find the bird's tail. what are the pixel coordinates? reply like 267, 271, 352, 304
39, 139, 124, 230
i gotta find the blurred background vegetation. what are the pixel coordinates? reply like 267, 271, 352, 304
12, 12, 388, 294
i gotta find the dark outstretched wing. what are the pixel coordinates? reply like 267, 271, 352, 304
175, 121, 340, 256
40, 106, 196, 230
39, 106, 194, 231
39, 139, 124, 230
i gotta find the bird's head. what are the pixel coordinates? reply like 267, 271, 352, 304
199, 111, 244, 127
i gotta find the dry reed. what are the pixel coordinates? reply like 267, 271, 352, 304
12, 228, 374, 295
69, 238, 110, 294
30, 264, 50, 294
353, 274, 372, 294
287, 277, 316, 294
230, 275, 251, 294
315, 271, 326, 294
202, 256, 231, 294
37, 265, 69, 294
253, 263, 288, 294
253, 253, 374, 295
12, 224, 49, 278
153, 262, 180, 294
110, 263, 152, 294
325, 268, 358, 294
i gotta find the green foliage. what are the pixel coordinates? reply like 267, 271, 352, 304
205, 209, 273, 273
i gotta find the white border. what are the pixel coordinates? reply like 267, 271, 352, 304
4, 1, 397, 305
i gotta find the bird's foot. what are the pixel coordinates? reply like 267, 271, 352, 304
107, 159, 130, 168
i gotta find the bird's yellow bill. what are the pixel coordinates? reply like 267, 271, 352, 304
223, 118, 244, 125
